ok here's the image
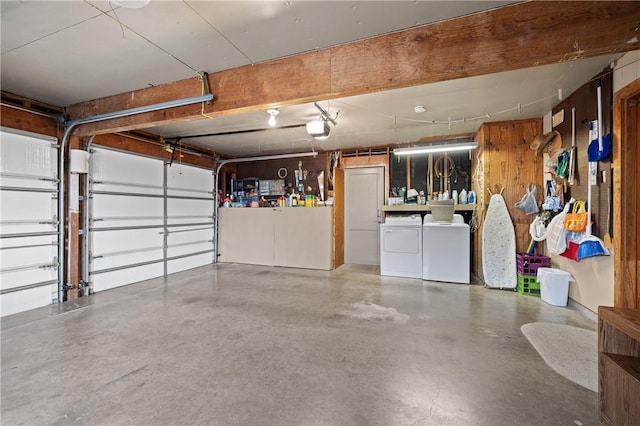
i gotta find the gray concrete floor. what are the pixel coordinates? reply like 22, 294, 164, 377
2, 263, 598, 425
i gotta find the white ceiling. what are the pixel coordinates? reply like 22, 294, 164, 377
0, 1, 626, 157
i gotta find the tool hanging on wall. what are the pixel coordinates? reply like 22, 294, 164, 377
297, 161, 304, 193
428, 153, 434, 199
406, 156, 411, 192
567, 106, 577, 185
587, 79, 611, 162
434, 154, 455, 196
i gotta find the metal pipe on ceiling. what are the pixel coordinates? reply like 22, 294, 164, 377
58, 93, 214, 302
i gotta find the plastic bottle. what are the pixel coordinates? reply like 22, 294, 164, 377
452, 190, 458, 205
468, 190, 476, 204
459, 189, 468, 204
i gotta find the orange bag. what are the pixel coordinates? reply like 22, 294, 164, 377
563, 201, 588, 232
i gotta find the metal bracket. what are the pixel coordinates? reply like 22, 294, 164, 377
198, 71, 213, 104
78, 280, 91, 292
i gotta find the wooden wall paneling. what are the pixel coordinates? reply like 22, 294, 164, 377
472, 126, 487, 279
613, 79, 640, 309
479, 119, 543, 254
340, 154, 390, 204
636, 98, 640, 309
333, 168, 345, 268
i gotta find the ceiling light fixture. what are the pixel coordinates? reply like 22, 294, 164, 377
393, 141, 478, 156
267, 109, 279, 127
414, 105, 426, 113
111, 0, 151, 8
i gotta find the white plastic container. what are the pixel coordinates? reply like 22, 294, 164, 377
537, 267, 575, 306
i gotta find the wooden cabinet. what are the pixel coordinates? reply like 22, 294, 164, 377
598, 307, 640, 426
218, 207, 334, 270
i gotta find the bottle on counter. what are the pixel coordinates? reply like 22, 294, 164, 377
452, 190, 458, 205
468, 190, 476, 204
459, 189, 468, 204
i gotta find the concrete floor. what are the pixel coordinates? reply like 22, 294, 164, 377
2, 263, 598, 425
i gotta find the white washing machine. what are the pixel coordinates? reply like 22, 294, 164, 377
380, 214, 423, 278
422, 214, 470, 284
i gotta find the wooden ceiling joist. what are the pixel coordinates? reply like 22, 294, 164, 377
66, 1, 640, 136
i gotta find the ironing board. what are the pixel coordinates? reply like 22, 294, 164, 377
482, 190, 517, 289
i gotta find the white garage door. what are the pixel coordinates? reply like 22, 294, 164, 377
89, 147, 214, 293
166, 162, 215, 274
1, 128, 59, 317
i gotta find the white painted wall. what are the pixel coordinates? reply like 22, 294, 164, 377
613, 49, 640, 92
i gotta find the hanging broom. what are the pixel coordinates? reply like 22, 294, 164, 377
577, 117, 610, 261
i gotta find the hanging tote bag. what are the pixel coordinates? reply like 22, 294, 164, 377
564, 201, 588, 232
546, 198, 574, 255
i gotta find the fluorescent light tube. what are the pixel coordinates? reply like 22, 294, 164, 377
393, 142, 478, 156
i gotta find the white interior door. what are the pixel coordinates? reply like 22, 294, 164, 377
344, 167, 384, 265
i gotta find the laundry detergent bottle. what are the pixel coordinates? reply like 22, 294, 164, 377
459, 189, 468, 204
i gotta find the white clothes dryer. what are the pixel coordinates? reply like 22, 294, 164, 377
422, 214, 470, 284
380, 214, 423, 278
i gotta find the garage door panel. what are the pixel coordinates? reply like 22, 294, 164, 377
92, 264, 164, 293
167, 165, 212, 193
1, 190, 56, 220
92, 149, 163, 185
167, 241, 212, 257
167, 255, 211, 275
92, 195, 164, 219
1, 245, 56, 270
167, 198, 212, 218
1, 128, 58, 316
1, 286, 54, 317
92, 249, 164, 271
87, 148, 213, 294
0, 130, 56, 177
92, 228, 163, 254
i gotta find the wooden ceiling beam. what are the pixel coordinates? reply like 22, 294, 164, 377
66, 1, 640, 136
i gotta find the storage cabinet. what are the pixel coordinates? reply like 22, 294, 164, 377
218, 208, 274, 266
218, 207, 333, 270
273, 208, 333, 269
598, 306, 640, 426
233, 178, 260, 201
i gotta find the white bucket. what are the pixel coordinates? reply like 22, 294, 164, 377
537, 267, 575, 307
